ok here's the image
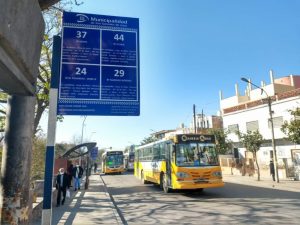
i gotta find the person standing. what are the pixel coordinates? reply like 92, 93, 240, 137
72, 164, 83, 191
270, 160, 275, 181
56, 168, 70, 207
67, 163, 74, 187
94, 163, 98, 174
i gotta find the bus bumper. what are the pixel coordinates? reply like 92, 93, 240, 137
173, 179, 224, 189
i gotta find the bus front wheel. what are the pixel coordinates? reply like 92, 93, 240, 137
161, 173, 171, 193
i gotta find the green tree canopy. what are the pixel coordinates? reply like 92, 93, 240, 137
237, 130, 264, 181
140, 136, 158, 145
210, 129, 232, 155
281, 108, 300, 144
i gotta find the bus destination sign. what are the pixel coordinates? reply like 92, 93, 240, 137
177, 134, 215, 143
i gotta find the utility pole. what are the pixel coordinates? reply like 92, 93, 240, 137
80, 116, 87, 165
268, 97, 280, 183
1, 95, 35, 224
241, 77, 279, 183
193, 104, 196, 133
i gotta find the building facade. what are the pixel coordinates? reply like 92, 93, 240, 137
190, 114, 223, 131
220, 71, 300, 179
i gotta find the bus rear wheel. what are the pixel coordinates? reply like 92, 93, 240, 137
161, 173, 171, 193
141, 171, 147, 184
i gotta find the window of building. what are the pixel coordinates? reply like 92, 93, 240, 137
228, 124, 239, 133
268, 116, 283, 128
246, 120, 259, 132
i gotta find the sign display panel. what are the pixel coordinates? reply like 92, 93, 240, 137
58, 11, 140, 116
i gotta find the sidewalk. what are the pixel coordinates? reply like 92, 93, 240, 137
32, 174, 122, 225
223, 174, 300, 192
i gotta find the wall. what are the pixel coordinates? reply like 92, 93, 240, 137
223, 96, 300, 142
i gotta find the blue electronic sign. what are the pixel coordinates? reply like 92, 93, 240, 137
58, 11, 139, 116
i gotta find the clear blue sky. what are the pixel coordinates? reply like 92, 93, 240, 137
53, 0, 300, 149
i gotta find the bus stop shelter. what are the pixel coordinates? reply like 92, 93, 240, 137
62, 142, 97, 189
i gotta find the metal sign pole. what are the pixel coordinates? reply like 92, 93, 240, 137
41, 35, 61, 225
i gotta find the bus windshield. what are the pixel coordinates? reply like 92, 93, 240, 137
107, 155, 123, 167
175, 143, 219, 167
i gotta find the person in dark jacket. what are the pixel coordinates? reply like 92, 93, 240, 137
67, 164, 74, 187
56, 168, 70, 207
72, 164, 84, 191
270, 160, 275, 181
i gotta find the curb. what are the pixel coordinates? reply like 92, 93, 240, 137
223, 174, 300, 193
99, 174, 125, 225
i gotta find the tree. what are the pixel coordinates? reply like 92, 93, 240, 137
237, 130, 264, 181
55, 142, 76, 157
39, 0, 83, 10
281, 108, 300, 144
140, 135, 158, 145
0, 91, 7, 139
34, 2, 69, 134
31, 134, 47, 181
0, 2, 69, 135
210, 129, 232, 155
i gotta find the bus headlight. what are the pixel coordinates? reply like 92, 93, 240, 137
176, 172, 189, 178
212, 171, 222, 177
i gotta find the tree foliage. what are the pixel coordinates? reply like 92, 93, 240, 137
0, 92, 7, 134
55, 142, 76, 157
0, 2, 71, 135
34, 2, 71, 134
281, 108, 300, 144
39, 0, 83, 11
140, 136, 158, 145
31, 134, 47, 180
237, 130, 264, 181
210, 129, 232, 155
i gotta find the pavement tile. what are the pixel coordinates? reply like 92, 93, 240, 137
32, 174, 121, 225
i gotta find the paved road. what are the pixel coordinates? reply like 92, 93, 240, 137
102, 172, 300, 225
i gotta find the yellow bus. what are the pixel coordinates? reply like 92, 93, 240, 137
134, 134, 224, 193
102, 150, 125, 174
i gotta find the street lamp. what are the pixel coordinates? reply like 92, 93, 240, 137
241, 77, 279, 183
80, 116, 87, 165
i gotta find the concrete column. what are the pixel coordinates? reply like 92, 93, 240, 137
235, 84, 239, 96
219, 90, 223, 100
0, 95, 35, 225
248, 79, 252, 91
290, 74, 294, 87
270, 69, 274, 84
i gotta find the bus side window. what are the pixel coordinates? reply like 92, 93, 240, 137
172, 148, 175, 163
160, 143, 166, 160
153, 144, 160, 160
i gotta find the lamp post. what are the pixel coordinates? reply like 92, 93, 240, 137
80, 116, 87, 165
241, 77, 279, 183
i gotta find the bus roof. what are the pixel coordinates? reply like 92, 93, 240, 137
136, 134, 215, 150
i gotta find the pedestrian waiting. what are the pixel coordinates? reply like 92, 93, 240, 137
67, 163, 74, 187
72, 163, 83, 191
94, 162, 98, 173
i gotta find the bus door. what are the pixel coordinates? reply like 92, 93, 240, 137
165, 143, 172, 187
136, 150, 139, 174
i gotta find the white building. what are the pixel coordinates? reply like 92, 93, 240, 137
190, 114, 223, 130
220, 71, 300, 179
